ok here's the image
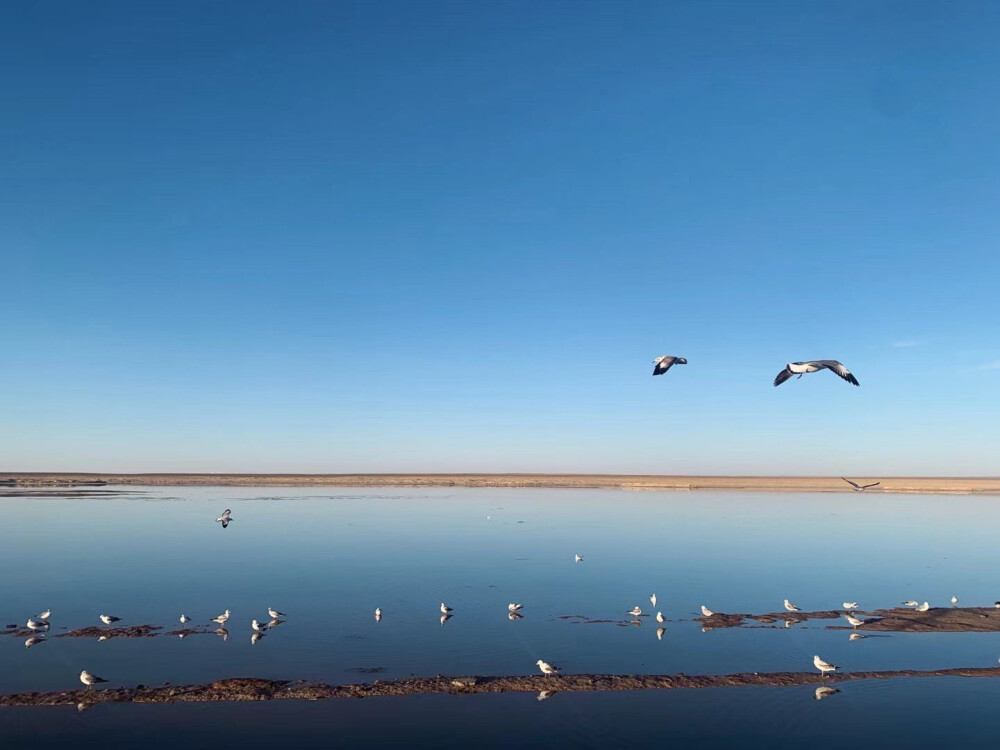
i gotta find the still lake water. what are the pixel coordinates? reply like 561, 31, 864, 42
3, 486, 1000, 747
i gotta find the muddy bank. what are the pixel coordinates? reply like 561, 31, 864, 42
57, 625, 162, 639
697, 606, 1000, 633
2, 473, 999, 495
5, 667, 1000, 707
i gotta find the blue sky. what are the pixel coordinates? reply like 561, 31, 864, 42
2, 1, 998, 475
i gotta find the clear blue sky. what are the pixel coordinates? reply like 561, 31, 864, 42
2, 1, 998, 475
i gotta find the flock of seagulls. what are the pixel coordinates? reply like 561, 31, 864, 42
653, 354, 860, 388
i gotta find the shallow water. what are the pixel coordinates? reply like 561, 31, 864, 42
2, 486, 999, 744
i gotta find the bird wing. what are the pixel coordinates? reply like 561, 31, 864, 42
862, 482, 880, 489
773, 369, 793, 387
841, 477, 861, 489
816, 360, 860, 386
653, 357, 675, 375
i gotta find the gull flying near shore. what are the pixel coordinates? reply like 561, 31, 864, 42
80, 670, 108, 688
536, 659, 560, 676
773, 360, 860, 387
951, 595, 959, 606
215, 509, 232, 528
783, 599, 801, 612
842, 477, 880, 491
652, 356, 687, 376
813, 655, 838, 676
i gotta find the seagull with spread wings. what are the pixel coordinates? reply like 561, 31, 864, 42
773, 360, 859, 387
842, 477, 880, 491
652, 355, 687, 376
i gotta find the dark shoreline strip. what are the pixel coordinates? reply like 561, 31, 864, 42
5, 668, 1000, 707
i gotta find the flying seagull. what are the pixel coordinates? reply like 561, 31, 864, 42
813, 655, 838, 676
652, 355, 687, 376
216, 509, 232, 528
773, 361, 859, 387
842, 477, 880, 491
80, 670, 108, 688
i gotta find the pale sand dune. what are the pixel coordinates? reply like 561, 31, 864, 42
2, 473, 999, 494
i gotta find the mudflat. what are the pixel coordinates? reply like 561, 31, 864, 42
1, 473, 999, 494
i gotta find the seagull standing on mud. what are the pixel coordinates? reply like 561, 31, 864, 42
916, 602, 930, 612
26, 618, 49, 631
842, 477, 880, 491
701, 605, 715, 617
99, 614, 121, 627
784, 599, 801, 612
843, 602, 859, 610
627, 606, 642, 616
844, 614, 865, 629
652, 356, 687, 376
80, 670, 108, 688
267, 607, 285, 619
813, 655, 839, 676
773, 360, 860, 387
215, 509, 232, 528
536, 659, 560, 676
179, 614, 191, 625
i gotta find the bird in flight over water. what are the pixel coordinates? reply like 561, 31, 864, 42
842, 477, 880, 491
773, 360, 859, 387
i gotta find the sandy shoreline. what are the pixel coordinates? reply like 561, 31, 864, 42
1, 472, 999, 494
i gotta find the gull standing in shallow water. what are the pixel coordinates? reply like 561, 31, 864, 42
652, 355, 687, 376
649, 594, 657, 608
656, 611, 665, 623
80, 670, 108, 688
374, 608, 382, 622
627, 606, 642, 616
783, 599, 801, 612
267, 607, 285, 619
508, 603, 523, 612
844, 614, 865, 629
37, 609, 51, 621
251, 619, 269, 633
656, 627, 665, 640
215, 509, 232, 528
536, 660, 560, 676
440, 603, 453, 615
179, 614, 191, 625
212, 610, 231, 626
701, 605, 715, 617
26, 618, 49, 631
813, 655, 839, 676
773, 360, 860, 387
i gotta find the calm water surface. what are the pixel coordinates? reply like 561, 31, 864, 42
2, 486, 999, 746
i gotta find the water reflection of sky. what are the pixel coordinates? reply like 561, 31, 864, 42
2, 487, 1000, 697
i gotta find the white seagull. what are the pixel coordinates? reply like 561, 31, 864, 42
916, 602, 930, 612
574, 554, 583, 563
656, 611, 665, 623
843, 602, 859, 610
179, 614, 191, 625
902, 600, 918, 607
844, 614, 865, 629
784, 599, 801, 612
773, 360, 860, 387
701, 605, 715, 617
251, 619, 268, 633
215, 509, 233, 528
649, 593, 657, 608
951, 595, 959, 606
813, 655, 839, 676
374, 608, 382, 622
212, 609, 231, 625
627, 606, 642, 616
536, 659, 560, 676
26, 618, 50, 631
842, 477, 880, 491
80, 670, 108, 688
652, 355, 687, 376
508, 603, 523, 612
99, 614, 121, 627
37, 609, 51, 620
267, 607, 285, 619
440, 603, 453, 614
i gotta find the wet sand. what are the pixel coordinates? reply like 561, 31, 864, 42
2, 473, 999, 494
699, 606, 1000, 632
5, 667, 1000, 707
